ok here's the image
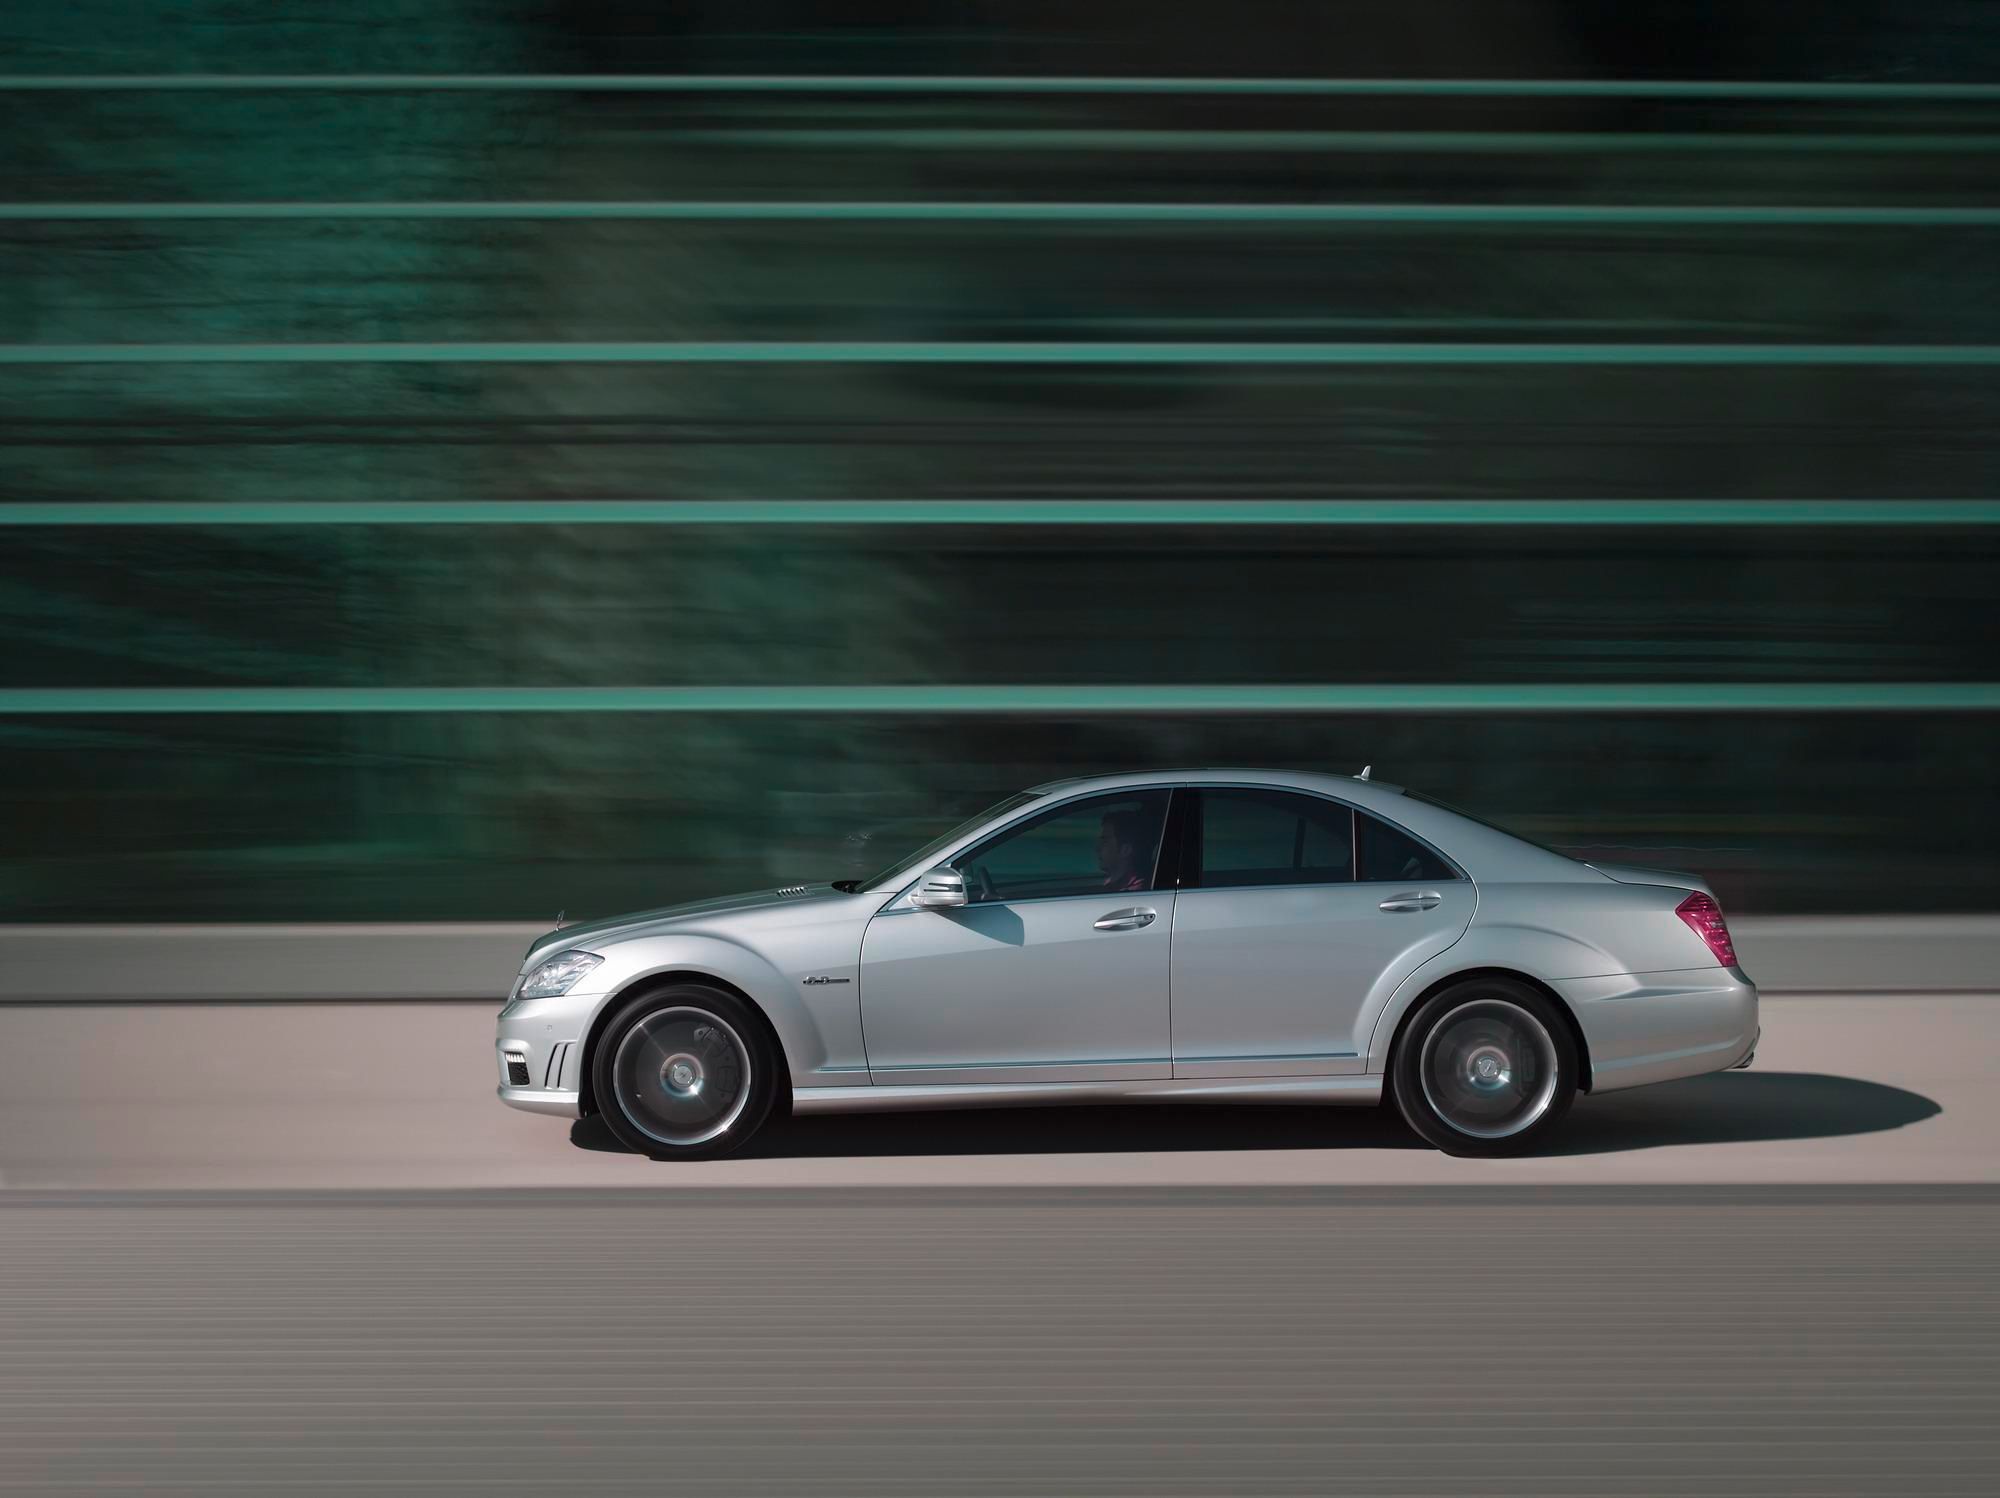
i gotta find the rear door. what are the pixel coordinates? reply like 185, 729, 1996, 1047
1169, 788, 1472, 1077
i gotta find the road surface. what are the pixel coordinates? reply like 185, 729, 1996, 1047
0, 995, 1987, 1189
1, 996, 1994, 1494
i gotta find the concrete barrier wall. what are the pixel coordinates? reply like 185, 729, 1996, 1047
0, 924, 547, 1003
1, 915, 1995, 1002
1730, 916, 2000, 994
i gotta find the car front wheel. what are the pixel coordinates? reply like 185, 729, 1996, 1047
1390, 978, 1578, 1156
592, 984, 779, 1160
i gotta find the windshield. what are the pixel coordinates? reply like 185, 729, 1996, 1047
859, 791, 1041, 891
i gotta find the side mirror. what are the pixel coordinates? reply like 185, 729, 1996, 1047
910, 867, 969, 910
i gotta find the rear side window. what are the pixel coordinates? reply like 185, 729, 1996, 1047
1191, 789, 1354, 888
1357, 811, 1458, 883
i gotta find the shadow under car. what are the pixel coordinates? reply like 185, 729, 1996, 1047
568, 1070, 1940, 1160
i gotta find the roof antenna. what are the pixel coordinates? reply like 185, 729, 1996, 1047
1356, 764, 1372, 781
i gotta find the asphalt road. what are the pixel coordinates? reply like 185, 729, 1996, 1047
1, 997, 1995, 1495
3, 1187, 1995, 1495
0, 996, 1987, 1188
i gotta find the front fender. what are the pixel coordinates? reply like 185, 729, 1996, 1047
574, 931, 868, 1088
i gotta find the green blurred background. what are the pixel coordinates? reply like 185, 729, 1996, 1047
3, 1, 1997, 922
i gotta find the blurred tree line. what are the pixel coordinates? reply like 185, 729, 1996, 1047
2, 0, 1996, 917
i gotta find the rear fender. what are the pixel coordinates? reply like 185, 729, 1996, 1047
1364, 880, 1716, 1071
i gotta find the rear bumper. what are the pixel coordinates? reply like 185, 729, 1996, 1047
1553, 966, 1760, 1095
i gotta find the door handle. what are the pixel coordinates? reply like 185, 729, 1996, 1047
1094, 907, 1157, 931
1379, 891, 1443, 913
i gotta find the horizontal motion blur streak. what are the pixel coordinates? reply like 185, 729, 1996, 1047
6, 501, 1999, 528
674, 129, 2000, 154
5, 685, 1999, 715
5, 75, 2000, 99
9, 202, 2000, 225
9, 342, 2000, 365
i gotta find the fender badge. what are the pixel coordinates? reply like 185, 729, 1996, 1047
802, 975, 852, 985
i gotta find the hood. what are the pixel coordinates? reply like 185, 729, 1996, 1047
523, 883, 846, 964
1586, 862, 1716, 898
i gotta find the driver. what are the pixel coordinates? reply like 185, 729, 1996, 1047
1096, 810, 1150, 892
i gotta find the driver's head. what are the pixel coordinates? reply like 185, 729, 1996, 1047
1096, 810, 1142, 880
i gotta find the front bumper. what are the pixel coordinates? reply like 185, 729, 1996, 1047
1553, 965, 1760, 1095
498, 1081, 582, 1117
495, 988, 599, 1119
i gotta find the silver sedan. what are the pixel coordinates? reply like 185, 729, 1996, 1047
497, 769, 1758, 1159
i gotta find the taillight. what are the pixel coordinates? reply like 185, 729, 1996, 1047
1675, 891, 1738, 967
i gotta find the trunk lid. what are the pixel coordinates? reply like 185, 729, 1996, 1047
1586, 862, 1717, 898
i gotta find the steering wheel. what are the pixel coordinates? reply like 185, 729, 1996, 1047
968, 863, 998, 902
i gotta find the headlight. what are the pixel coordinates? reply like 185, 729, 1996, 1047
518, 950, 603, 999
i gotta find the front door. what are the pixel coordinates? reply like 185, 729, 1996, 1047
859, 789, 1175, 1085
1169, 787, 1473, 1077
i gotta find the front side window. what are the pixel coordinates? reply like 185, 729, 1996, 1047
1190, 789, 1354, 889
954, 790, 1171, 904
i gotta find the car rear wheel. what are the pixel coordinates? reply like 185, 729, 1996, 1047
592, 984, 779, 1160
1390, 978, 1578, 1156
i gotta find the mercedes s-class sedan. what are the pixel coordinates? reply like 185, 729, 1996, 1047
496, 769, 1758, 1159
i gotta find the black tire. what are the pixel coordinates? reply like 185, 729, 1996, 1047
590, 984, 780, 1161
1390, 977, 1578, 1157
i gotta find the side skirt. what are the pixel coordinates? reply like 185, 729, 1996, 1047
791, 1074, 1382, 1115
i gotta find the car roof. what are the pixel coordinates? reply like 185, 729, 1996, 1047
1005, 768, 1591, 885
1026, 767, 1404, 798
858, 769, 1595, 892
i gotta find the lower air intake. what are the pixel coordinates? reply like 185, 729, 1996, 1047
505, 1058, 532, 1087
